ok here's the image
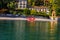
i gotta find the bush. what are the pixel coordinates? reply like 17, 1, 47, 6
56, 8, 60, 16
23, 8, 31, 16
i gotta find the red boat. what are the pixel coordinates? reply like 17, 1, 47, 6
27, 16, 35, 22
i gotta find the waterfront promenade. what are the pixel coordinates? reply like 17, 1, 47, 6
0, 17, 56, 21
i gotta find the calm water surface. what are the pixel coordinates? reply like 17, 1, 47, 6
0, 20, 59, 40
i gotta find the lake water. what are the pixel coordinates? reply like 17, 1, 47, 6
0, 20, 60, 40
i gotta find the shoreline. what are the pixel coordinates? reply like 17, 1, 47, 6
0, 17, 56, 21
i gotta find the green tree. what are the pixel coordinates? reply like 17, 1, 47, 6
28, 0, 35, 6
7, 1, 15, 9
49, 0, 57, 16
55, 0, 60, 16
23, 8, 30, 16
56, 8, 60, 16
31, 9, 37, 15
32, 2, 35, 6
0, 1, 2, 8
38, 12, 47, 16
35, 0, 40, 6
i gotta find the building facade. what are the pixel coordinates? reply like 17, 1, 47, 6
29, 6, 49, 13
16, 0, 27, 9
15, 0, 49, 13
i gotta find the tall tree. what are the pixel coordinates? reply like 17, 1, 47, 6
28, 0, 35, 6
55, 0, 60, 16
35, 0, 44, 6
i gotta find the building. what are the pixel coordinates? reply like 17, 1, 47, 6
16, 0, 27, 9
15, 0, 49, 13
29, 6, 49, 14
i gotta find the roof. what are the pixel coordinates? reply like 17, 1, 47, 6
32, 6, 49, 9
15, 0, 27, 2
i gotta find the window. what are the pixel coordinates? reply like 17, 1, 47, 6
23, 6, 25, 8
20, 6, 22, 8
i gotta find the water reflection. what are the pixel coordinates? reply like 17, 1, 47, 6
14, 20, 25, 40
0, 20, 58, 40
49, 21, 57, 40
